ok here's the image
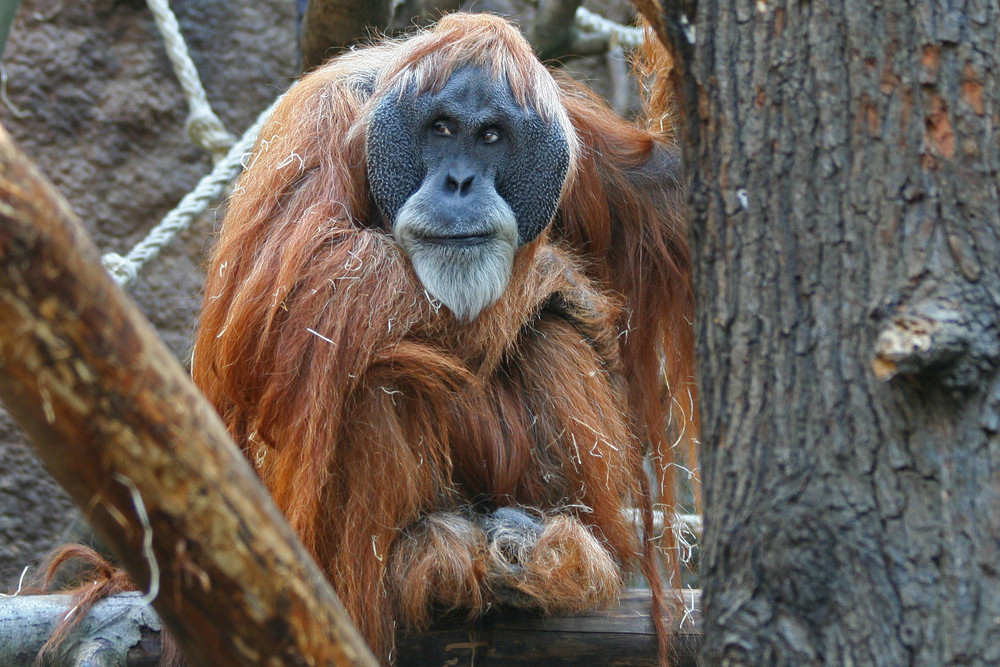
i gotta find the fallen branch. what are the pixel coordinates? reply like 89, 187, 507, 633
0, 123, 376, 665
0, 592, 162, 666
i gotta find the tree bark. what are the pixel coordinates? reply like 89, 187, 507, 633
0, 123, 377, 666
661, 1, 1000, 665
389, 0, 464, 34
300, 0, 394, 71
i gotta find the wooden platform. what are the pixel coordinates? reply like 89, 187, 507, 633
396, 589, 701, 666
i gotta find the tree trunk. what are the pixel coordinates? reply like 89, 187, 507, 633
300, 0, 394, 70
668, 1, 1000, 664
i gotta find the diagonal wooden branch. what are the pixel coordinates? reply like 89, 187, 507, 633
0, 122, 377, 666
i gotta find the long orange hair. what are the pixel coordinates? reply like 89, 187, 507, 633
193, 13, 695, 662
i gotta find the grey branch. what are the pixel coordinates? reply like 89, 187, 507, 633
530, 0, 585, 60
0, 592, 162, 666
530, 1, 643, 61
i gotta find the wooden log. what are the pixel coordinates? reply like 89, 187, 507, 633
396, 588, 701, 667
0, 589, 700, 666
0, 122, 377, 666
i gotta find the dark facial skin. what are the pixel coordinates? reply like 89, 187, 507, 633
419, 68, 512, 246
366, 66, 572, 320
367, 66, 571, 246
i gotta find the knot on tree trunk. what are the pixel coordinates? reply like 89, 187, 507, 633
872, 288, 1000, 389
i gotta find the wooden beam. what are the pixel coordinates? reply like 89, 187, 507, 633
0, 123, 377, 665
396, 589, 700, 666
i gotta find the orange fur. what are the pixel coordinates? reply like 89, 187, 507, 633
30, 545, 134, 663
192, 13, 695, 663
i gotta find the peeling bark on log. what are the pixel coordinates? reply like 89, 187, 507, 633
0, 592, 162, 666
0, 589, 701, 666
0, 123, 377, 665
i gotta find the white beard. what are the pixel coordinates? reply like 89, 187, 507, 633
394, 193, 518, 322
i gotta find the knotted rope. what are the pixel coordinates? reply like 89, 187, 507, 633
102, 94, 283, 288
145, 0, 235, 161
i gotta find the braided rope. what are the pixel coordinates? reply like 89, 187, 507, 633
103, 93, 285, 288
102, 8, 639, 287
575, 7, 644, 49
145, 0, 235, 161
97, 11, 702, 551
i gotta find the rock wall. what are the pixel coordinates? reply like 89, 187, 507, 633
0, 0, 298, 586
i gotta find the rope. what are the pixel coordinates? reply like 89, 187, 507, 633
102, 93, 285, 288
102, 7, 638, 287
97, 10, 703, 551
575, 7, 644, 50
145, 0, 235, 161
